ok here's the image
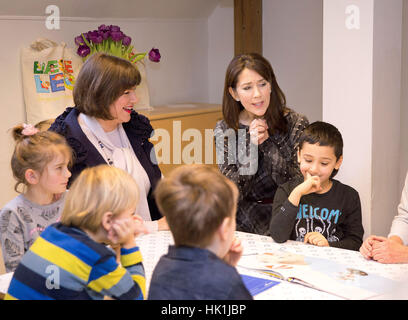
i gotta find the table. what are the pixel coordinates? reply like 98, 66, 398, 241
1, 230, 408, 300
136, 231, 408, 300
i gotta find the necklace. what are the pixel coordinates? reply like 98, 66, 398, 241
97, 140, 114, 166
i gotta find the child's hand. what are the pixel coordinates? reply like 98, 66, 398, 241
289, 172, 322, 206
299, 172, 322, 195
223, 237, 243, 267
131, 214, 149, 237
108, 217, 134, 246
157, 216, 169, 231
304, 232, 329, 247
109, 215, 148, 248
249, 119, 269, 145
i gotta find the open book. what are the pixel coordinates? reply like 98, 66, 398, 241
238, 251, 397, 300
240, 273, 280, 296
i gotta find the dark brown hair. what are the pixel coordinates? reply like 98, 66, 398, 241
11, 123, 73, 193
73, 53, 141, 120
154, 164, 238, 248
222, 53, 288, 135
299, 121, 343, 178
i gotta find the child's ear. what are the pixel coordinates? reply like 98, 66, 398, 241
297, 148, 301, 164
228, 87, 240, 102
101, 211, 114, 232
25, 169, 39, 185
218, 217, 232, 241
335, 155, 343, 170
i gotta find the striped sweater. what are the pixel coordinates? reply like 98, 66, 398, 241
5, 223, 145, 300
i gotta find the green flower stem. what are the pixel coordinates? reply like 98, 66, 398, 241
80, 32, 147, 66
81, 33, 91, 48
132, 53, 147, 63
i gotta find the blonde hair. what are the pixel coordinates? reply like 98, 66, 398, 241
60, 165, 139, 233
11, 123, 72, 193
154, 164, 238, 248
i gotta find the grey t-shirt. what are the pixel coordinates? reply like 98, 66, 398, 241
0, 192, 66, 272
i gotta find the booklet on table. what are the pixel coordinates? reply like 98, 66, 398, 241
238, 251, 397, 300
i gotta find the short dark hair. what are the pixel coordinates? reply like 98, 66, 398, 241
222, 53, 288, 134
73, 53, 141, 120
299, 121, 343, 178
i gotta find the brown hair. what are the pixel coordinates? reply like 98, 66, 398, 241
73, 53, 141, 120
60, 165, 139, 233
222, 53, 288, 135
154, 164, 238, 248
11, 123, 73, 193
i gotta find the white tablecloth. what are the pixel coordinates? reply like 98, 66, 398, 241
136, 230, 408, 300
1, 230, 407, 299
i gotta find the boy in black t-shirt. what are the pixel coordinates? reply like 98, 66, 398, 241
269, 121, 364, 251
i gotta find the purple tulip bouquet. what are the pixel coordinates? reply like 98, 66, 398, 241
75, 24, 161, 64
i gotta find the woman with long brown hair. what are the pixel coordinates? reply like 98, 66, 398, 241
214, 53, 309, 235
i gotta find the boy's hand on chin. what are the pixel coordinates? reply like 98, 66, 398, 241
223, 237, 243, 267
299, 172, 322, 195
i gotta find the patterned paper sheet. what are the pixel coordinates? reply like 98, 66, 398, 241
2, 230, 407, 299
136, 231, 408, 300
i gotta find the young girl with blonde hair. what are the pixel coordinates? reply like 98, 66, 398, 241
0, 123, 72, 272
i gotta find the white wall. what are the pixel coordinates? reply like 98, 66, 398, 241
372, 0, 402, 236
401, 0, 408, 190
323, 0, 375, 237
323, 0, 404, 238
0, 15, 211, 207
263, 0, 323, 123
208, 0, 234, 104
209, 0, 324, 115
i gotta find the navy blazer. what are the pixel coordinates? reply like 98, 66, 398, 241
49, 107, 162, 220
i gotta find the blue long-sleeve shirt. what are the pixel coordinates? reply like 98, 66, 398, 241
148, 245, 253, 300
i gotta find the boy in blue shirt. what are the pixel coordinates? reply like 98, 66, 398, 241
269, 121, 364, 251
148, 164, 252, 300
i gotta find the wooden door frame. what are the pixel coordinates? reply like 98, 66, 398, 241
234, 0, 262, 55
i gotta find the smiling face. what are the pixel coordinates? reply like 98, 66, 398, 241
298, 142, 343, 189
108, 87, 139, 125
229, 68, 271, 121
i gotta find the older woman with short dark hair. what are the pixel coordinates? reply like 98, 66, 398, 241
49, 52, 168, 231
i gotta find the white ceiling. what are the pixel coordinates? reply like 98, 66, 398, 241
0, 0, 223, 19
